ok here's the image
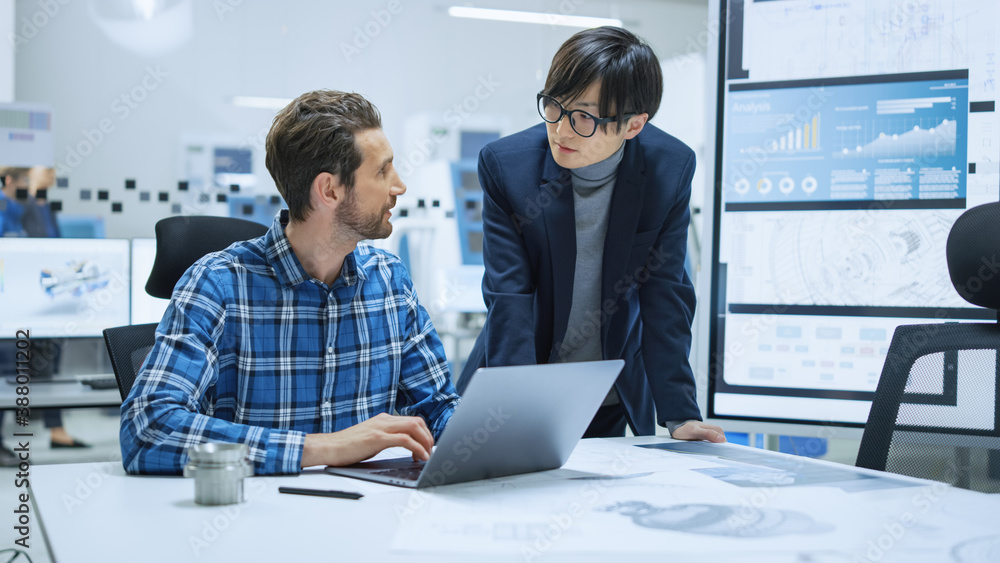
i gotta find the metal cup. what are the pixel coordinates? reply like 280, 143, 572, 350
183, 442, 253, 506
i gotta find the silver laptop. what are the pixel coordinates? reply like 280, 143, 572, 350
325, 360, 624, 489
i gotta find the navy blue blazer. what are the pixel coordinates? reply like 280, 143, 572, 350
458, 122, 701, 435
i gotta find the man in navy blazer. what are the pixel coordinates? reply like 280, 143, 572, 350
458, 27, 725, 442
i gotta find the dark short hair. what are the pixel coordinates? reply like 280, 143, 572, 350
542, 26, 662, 134
265, 90, 382, 222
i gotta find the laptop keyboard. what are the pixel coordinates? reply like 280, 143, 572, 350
370, 466, 424, 481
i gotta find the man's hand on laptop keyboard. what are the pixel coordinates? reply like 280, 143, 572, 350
301, 413, 435, 468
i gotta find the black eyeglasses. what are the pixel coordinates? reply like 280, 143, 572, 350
536, 93, 637, 138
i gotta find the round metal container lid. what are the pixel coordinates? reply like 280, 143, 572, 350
187, 442, 249, 465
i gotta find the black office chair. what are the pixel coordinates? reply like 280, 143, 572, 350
145, 215, 269, 299
103, 215, 270, 398
856, 202, 1000, 493
103, 323, 158, 400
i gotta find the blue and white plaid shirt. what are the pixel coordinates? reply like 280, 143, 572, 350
120, 213, 459, 475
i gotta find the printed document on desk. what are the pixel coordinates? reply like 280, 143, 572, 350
391, 440, 1000, 561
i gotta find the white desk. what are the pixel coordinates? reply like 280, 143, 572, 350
26, 436, 1000, 562
0, 378, 120, 410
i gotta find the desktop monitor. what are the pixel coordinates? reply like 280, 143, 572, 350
708, 0, 1000, 433
130, 238, 169, 325
0, 238, 130, 338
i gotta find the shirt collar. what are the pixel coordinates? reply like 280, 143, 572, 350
264, 210, 367, 289
332, 245, 364, 290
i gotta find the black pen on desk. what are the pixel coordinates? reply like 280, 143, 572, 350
278, 486, 363, 500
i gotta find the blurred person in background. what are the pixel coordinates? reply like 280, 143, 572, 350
0, 166, 90, 468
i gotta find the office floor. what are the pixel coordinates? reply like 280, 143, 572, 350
0, 408, 864, 563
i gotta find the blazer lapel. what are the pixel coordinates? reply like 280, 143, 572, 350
601, 138, 647, 347
540, 152, 576, 357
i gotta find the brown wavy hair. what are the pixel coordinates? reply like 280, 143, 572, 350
265, 90, 382, 222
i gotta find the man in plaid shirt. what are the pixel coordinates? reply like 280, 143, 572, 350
120, 90, 459, 475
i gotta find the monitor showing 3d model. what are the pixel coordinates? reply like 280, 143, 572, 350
0, 238, 130, 338
709, 0, 1000, 429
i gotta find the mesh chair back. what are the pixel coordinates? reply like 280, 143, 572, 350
145, 216, 268, 299
103, 323, 159, 400
858, 202, 1000, 492
857, 323, 1000, 493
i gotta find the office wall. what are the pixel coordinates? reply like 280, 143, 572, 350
14, 0, 711, 238
0, 0, 12, 102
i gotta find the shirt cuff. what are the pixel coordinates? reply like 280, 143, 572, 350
254, 427, 307, 474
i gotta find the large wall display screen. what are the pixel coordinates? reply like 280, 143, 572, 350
710, 0, 1000, 427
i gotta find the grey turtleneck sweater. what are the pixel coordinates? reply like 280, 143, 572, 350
555, 142, 697, 432
557, 141, 625, 405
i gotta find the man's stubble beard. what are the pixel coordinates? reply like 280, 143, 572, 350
337, 191, 395, 241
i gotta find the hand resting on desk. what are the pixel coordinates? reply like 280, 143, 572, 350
671, 421, 727, 443
301, 413, 435, 468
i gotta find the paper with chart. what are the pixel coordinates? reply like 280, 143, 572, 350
637, 441, 918, 492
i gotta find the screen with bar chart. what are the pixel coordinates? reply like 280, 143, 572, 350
709, 0, 1000, 429
724, 71, 968, 208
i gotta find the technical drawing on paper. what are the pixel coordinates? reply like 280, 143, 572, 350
597, 501, 832, 538
951, 534, 1000, 563
725, 209, 969, 308
742, 0, 996, 90
766, 210, 964, 307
